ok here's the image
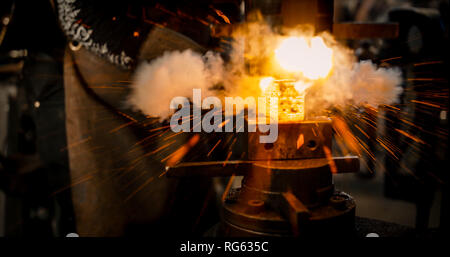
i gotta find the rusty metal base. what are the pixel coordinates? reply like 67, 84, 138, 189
220, 189, 356, 237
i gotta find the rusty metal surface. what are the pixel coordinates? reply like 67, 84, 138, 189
221, 187, 355, 237
166, 115, 359, 236
248, 120, 332, 160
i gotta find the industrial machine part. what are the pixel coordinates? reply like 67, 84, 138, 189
168, 119, 359, 237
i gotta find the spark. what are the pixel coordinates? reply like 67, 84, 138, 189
323, 146, 337, 174
223, 151, 233, 167
413, 61, 443, 67
407, 78, 446, 82
116, 110, 138, 123
228, 137, 237, 151
207, 139, 222, 157
130, 140, 177, 164
211, 8, 231, 24
395, 129, 425, 144
376, 138, 399, 160
129, 130, 166, 151
332, 116, 361, 155
109, 121, 135, 133
218, 118, 231, 128
163, 131, 184, 141
380, 56, 402, 62
60, 136, 92, 152
163, 135, 200, 168
354, 124, 370, 139
411, 100, 441, 109
148, 125, 171, 133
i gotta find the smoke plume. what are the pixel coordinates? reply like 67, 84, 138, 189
128, 49, 223, 120
128, 21, 403, 120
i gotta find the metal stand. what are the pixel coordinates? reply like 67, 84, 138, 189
168, 119, 359, 237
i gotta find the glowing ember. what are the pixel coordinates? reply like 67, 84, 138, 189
274, 36, 333, 80
259, 78, 306, 122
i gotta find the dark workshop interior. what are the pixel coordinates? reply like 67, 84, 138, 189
0, 0, 449, 242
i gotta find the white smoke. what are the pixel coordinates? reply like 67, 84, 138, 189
334, 60, 403, 107
307, 59, 403, 112
128, 21, 403, 120
128, 49, 223, 120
